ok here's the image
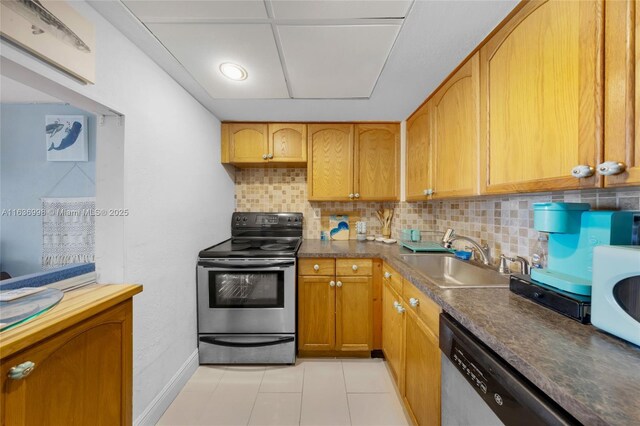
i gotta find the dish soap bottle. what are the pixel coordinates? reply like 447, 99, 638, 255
531, 233, 548, 269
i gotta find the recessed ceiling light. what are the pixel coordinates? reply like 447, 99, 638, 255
219, 63, 248, 81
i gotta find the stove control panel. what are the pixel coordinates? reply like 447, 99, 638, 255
232, 212, 303, 229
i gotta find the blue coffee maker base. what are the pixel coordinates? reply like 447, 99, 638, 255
531, 269, 592, 296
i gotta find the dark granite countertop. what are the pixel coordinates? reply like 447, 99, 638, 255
298, 240, 640, 426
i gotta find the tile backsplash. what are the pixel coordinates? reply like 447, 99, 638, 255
235, 168, 640, 265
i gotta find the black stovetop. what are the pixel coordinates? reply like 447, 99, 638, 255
199, 212, 303, 258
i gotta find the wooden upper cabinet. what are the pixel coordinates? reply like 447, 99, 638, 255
354, 123, 400, 201
269, 123, 307, 165
480, 0, 604, 194
431, 53, 480, 199
307, 123, 354, 201
406, 102, 432, 200
604, 0, 640, 186
223, 123, 269, 164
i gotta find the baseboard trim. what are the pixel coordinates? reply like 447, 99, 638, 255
134, 348, 199, 426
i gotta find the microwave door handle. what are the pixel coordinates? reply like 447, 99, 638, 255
199, 336, 294, 348
198, 260, 295, 269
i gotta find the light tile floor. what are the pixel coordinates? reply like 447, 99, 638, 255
157, 358, 410, 426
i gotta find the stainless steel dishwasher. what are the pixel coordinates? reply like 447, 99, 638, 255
439, 313, 580, 426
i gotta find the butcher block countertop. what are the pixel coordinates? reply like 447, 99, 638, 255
0, 284, 142, 359
298, 239, 640, 426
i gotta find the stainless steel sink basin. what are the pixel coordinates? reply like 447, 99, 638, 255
399, 254, 509, 288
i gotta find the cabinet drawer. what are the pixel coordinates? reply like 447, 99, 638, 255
382, 262, 403, 294
402, 280, 441, 338
299, 258, 335, 275
336, 259, 373, 276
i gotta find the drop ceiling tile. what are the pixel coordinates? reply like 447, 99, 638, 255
270, 0, 412, 20
147, 23, 289, 99
123, 1, 268, 21
278, 25, 400, 98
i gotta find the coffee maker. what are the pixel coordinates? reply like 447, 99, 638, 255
530, 202, 640, 296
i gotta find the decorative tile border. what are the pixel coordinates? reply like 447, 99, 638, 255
235, 168, 640, 264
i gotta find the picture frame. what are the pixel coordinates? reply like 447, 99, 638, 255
45, 115, 88, 162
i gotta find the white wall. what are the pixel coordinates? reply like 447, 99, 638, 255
0, 1, 235, 421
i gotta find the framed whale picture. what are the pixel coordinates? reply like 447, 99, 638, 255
45, 115, 88, 162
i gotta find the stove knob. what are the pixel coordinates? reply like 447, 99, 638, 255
243, 217, 247, 222
288, 218, 292, 222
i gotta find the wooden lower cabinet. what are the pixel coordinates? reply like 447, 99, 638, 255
382, 280, 404, 382
1, 299, 133, 425
403, 309, 441, 426
298, 275, 336, 352
336, 276, 372, 351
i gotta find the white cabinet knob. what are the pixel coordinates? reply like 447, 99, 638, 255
354, 193, 360, 198
423, 189, 434, 196
396, 304, 405, 314
8, 361, 35, 380
597, 161, 626, 176
313, 264, 320, 271
393, 300, 400, 308
329, 280, 336, 287
571, 165, 595, 178
409, 298, 420, 307
262, 154, 268, 160
352, 264, 358, 271
349, 193, 355, 199
336, 281, 343, 288
384, 271, 391, 279
267, 153, 274, 159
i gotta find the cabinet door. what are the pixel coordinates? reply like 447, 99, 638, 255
406, 102, 432, 200
431, 53, 480, 199
604, 0, 640, 186
403, 309, 441, 426
480, 0, 604, 193
1, 301, 132, 425
227, 123, 269, 164
382, 281, 404, 385
307, 124, 354, 201
269, 123, 307, 165
298, 275, 336, 351
336, 276, 372, 352
355, 123, 400, 201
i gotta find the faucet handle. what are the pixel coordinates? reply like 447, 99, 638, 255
498, 254, 512, 275
442, 228, 455, 247
514, 256, 531, 275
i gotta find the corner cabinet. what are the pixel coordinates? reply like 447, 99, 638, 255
0, 285, 141, 426
308, 124, 400, 201
221, 123, 307, 166
406, 103, 432, 200
298, 258, 373, 354
604, 0, 640, 186
479, 0, 604, 194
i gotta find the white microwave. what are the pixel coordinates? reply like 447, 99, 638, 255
592, 246, 640, 347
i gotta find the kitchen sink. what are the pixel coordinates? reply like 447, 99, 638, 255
399, 254, 509, 289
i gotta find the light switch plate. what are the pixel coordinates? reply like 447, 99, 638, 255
313, 208, 321, 219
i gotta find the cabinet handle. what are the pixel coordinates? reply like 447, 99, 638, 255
267, 153, 274, 159
409, 297, 420, 307
336, 281, 343, 288
393, 300, 400, 308
8, 361, 35, 380
329, 280, 336, 287
313, 264, 320, 271
352, 264, 358, 271
423, 189, 434, 196
349, 193, 355, 199
384, 271, 391, 279
354, 193, 360, 198
571, 165, 595, 178
597, 161, 626, 176
262, 154, 268, 160
396, 304, 405, 314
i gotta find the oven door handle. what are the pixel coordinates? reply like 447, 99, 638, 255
197, 260, 295, 269
199, 336, 295, 348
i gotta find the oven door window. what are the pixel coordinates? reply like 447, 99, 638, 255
209, 271, 284, 308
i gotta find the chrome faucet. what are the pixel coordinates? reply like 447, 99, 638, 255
499, 255, 531, 275
441, 228, 492, 265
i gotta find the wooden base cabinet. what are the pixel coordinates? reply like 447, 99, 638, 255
298, 258, 373, 354
403, 308, 441, 426
1, 298, 135, 425
382, 279, 404, 383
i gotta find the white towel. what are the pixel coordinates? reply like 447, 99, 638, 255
42, 197, 95, 268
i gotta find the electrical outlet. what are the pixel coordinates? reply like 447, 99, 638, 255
313, 208, 321, 219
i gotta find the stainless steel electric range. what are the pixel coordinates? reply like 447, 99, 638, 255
196, 212, 302, 364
